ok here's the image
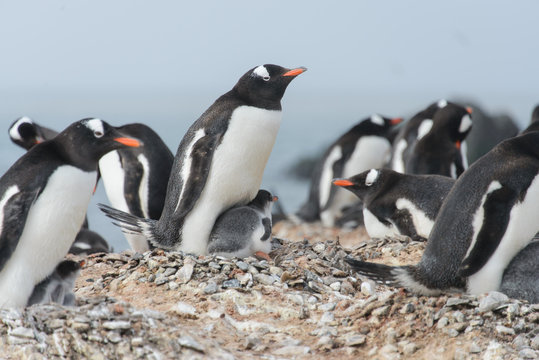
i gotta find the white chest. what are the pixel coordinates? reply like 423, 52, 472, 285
99, 151, 129, 212
343, 136, 391, 177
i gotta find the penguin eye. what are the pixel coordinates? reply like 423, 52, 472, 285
94, 131, 104, 138
262, 75, 270, 81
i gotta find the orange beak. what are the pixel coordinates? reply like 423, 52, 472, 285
272, 196, 278, 202
333, 179, 354, 187
456, 140, 461, 149
391, 117, 403, 125
282, 67, 307, 77
466, 107, 473, 114
114, 137, 140, 147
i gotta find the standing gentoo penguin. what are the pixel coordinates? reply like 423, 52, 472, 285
333, 169, 455, 241
346, 129, 539, 296
296, 114, 402, 227
405, 101, 473, 178
208, 189, 277, 259
27, 259, 84, 306
8, 116, 58, 150
99, 123, 174, 252
0, 118, 140, 308
99, 64, 306, 255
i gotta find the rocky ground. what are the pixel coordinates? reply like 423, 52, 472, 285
1, 220, 538, 359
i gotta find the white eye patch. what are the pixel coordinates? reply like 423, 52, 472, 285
370, 114, 384, 126
9, 116, 34, 141
252, 65, 270, 81
459, 114, 472, 133
83, 118, 105, 136
437, 99, 448, 108
365, 169, 379, 186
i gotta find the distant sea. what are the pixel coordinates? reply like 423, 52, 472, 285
0, 91, 534, 251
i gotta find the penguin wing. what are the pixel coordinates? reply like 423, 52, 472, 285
0, 187, 41, 273
458, 185, 518, 277
172, 132, 222, 222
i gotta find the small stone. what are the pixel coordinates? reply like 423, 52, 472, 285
513, 335, 530, 350
176, 258, 195, 283
46, 319, 64, 330
131, 337, 144, 347
244, 335, 261, 350
204, 281, 218, 294
469, 342, 481, 353
236, 272, 252, 286
222, 279, 241, 288
436, 317, 449, 329
168, 281, 179, 290
316, 335, 334, 350
445, 297, 470, 307
319, 302, 336, 312
402, 342, 418, 355
452, 311, 465, 323
400, 303, 415, 314
254, 273, 275, 286
519, 348, 538, 359
236, 261, 249, 271
531, 334, 539, 350
9, 327, 34, 339
360, 281, 375, 296
329, 282, 341, 291
495, 325, 515, 335
107, 332, 122, 344
372, 305, 390, 317
208, 262, 221, 270
178, 336, 205, 353
173, 302, 197, 318
345, 335, 366, 347
313, 243, 325, 253
102, 321, 131, 330
478, 291, 509, 312
269, 266, 283, 276
446, 329, 459, 337
320, 312, 335, 324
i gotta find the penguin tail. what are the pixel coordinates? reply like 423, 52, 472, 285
97, 203, 158, 244
345, 256, 443, 296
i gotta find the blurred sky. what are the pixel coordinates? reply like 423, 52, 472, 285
1, 0, 538, 250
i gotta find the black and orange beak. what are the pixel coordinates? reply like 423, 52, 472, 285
466, 107, 473, 114
391, 117, 403, 125
282, 67, 307, 77
333, 179, 354, 187
114, 137, 141, 147
272, 196, 278, 202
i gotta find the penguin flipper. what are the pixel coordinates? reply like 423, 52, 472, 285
459, 185, 518, 277
171, 133, 221, 224
0, 188, 40, 273
98, 203, 160, 246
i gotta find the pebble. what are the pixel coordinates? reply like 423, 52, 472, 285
102, 321, 131, 330
236, 261, 249, 271
478, 291, 509, 312
222, 279, 241, 289
519, 348, 538, 359
345, 335, 366, 347
178, 335, 205, 353
176, 258, 195, 283
495, 325, 515, 335
360, 281, 375, 296
173, 302, 197, 317
254, 273, 275, 286
203, 281, 218, 294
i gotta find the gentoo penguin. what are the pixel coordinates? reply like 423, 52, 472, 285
27, 259, 83, 306
8, 116, 58, 150
0, 118, 140, 308
68, 229, 111, 256
296, 114, 402, 227
99, 123, 173, 252
99, 64, 306, 255
207, 189, 277, 259
391, 100, 442, 173
405, 101, 472, 178
499, 239, 538, 303
346, 129, 539, 296
333, 169, 455, 241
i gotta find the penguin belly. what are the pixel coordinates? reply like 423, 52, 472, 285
0, 166, 95, 308
99, 151, 149, 252
395, 198, 435, 239
467, 174, 539, 294
363, 208, 401, 239
180, 106, 281, 254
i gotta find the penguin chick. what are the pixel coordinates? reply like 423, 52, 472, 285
346, 129, 539, 296
207, 190, 276, 259
334, 169, 455, 241
296, 114, 402, 227
499, 239, 538, 303
0, 118, 140, 308
99, 64, 306, 255
8, 116, 58, 150
27, 259, 84, 306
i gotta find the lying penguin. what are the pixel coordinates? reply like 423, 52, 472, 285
499, 238, 538, 303
27, 259, 84, 306
333, 169, 455, 241
207, 190, 276, 260
346, 126, 539, 298
296, 114, 402, 227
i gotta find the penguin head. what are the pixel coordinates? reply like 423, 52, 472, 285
55, 259, 84, 279
347, 114, 402, 141
9, 116, 45, 150
233, 64, 307, 110
432, 102, 473, 146
56, 118, 141, 169
249, 189, 277, 214
333, 168, 386, 201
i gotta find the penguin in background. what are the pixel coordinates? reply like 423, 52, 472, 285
295, 114, 403, 227
0, 118, 140, 308
333, 168, 455, 241
8, 116, 58, 150
99, 64, 306, 255
208, 189, 277, 260
27, 259, 84, 306
391, 100, 443, 173
346, 128, 539, 297
99, 123, 174, 252
7, 117, 111, 256
405, 101, 473, 178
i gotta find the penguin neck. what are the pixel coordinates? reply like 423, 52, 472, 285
228, 88, 283, 111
